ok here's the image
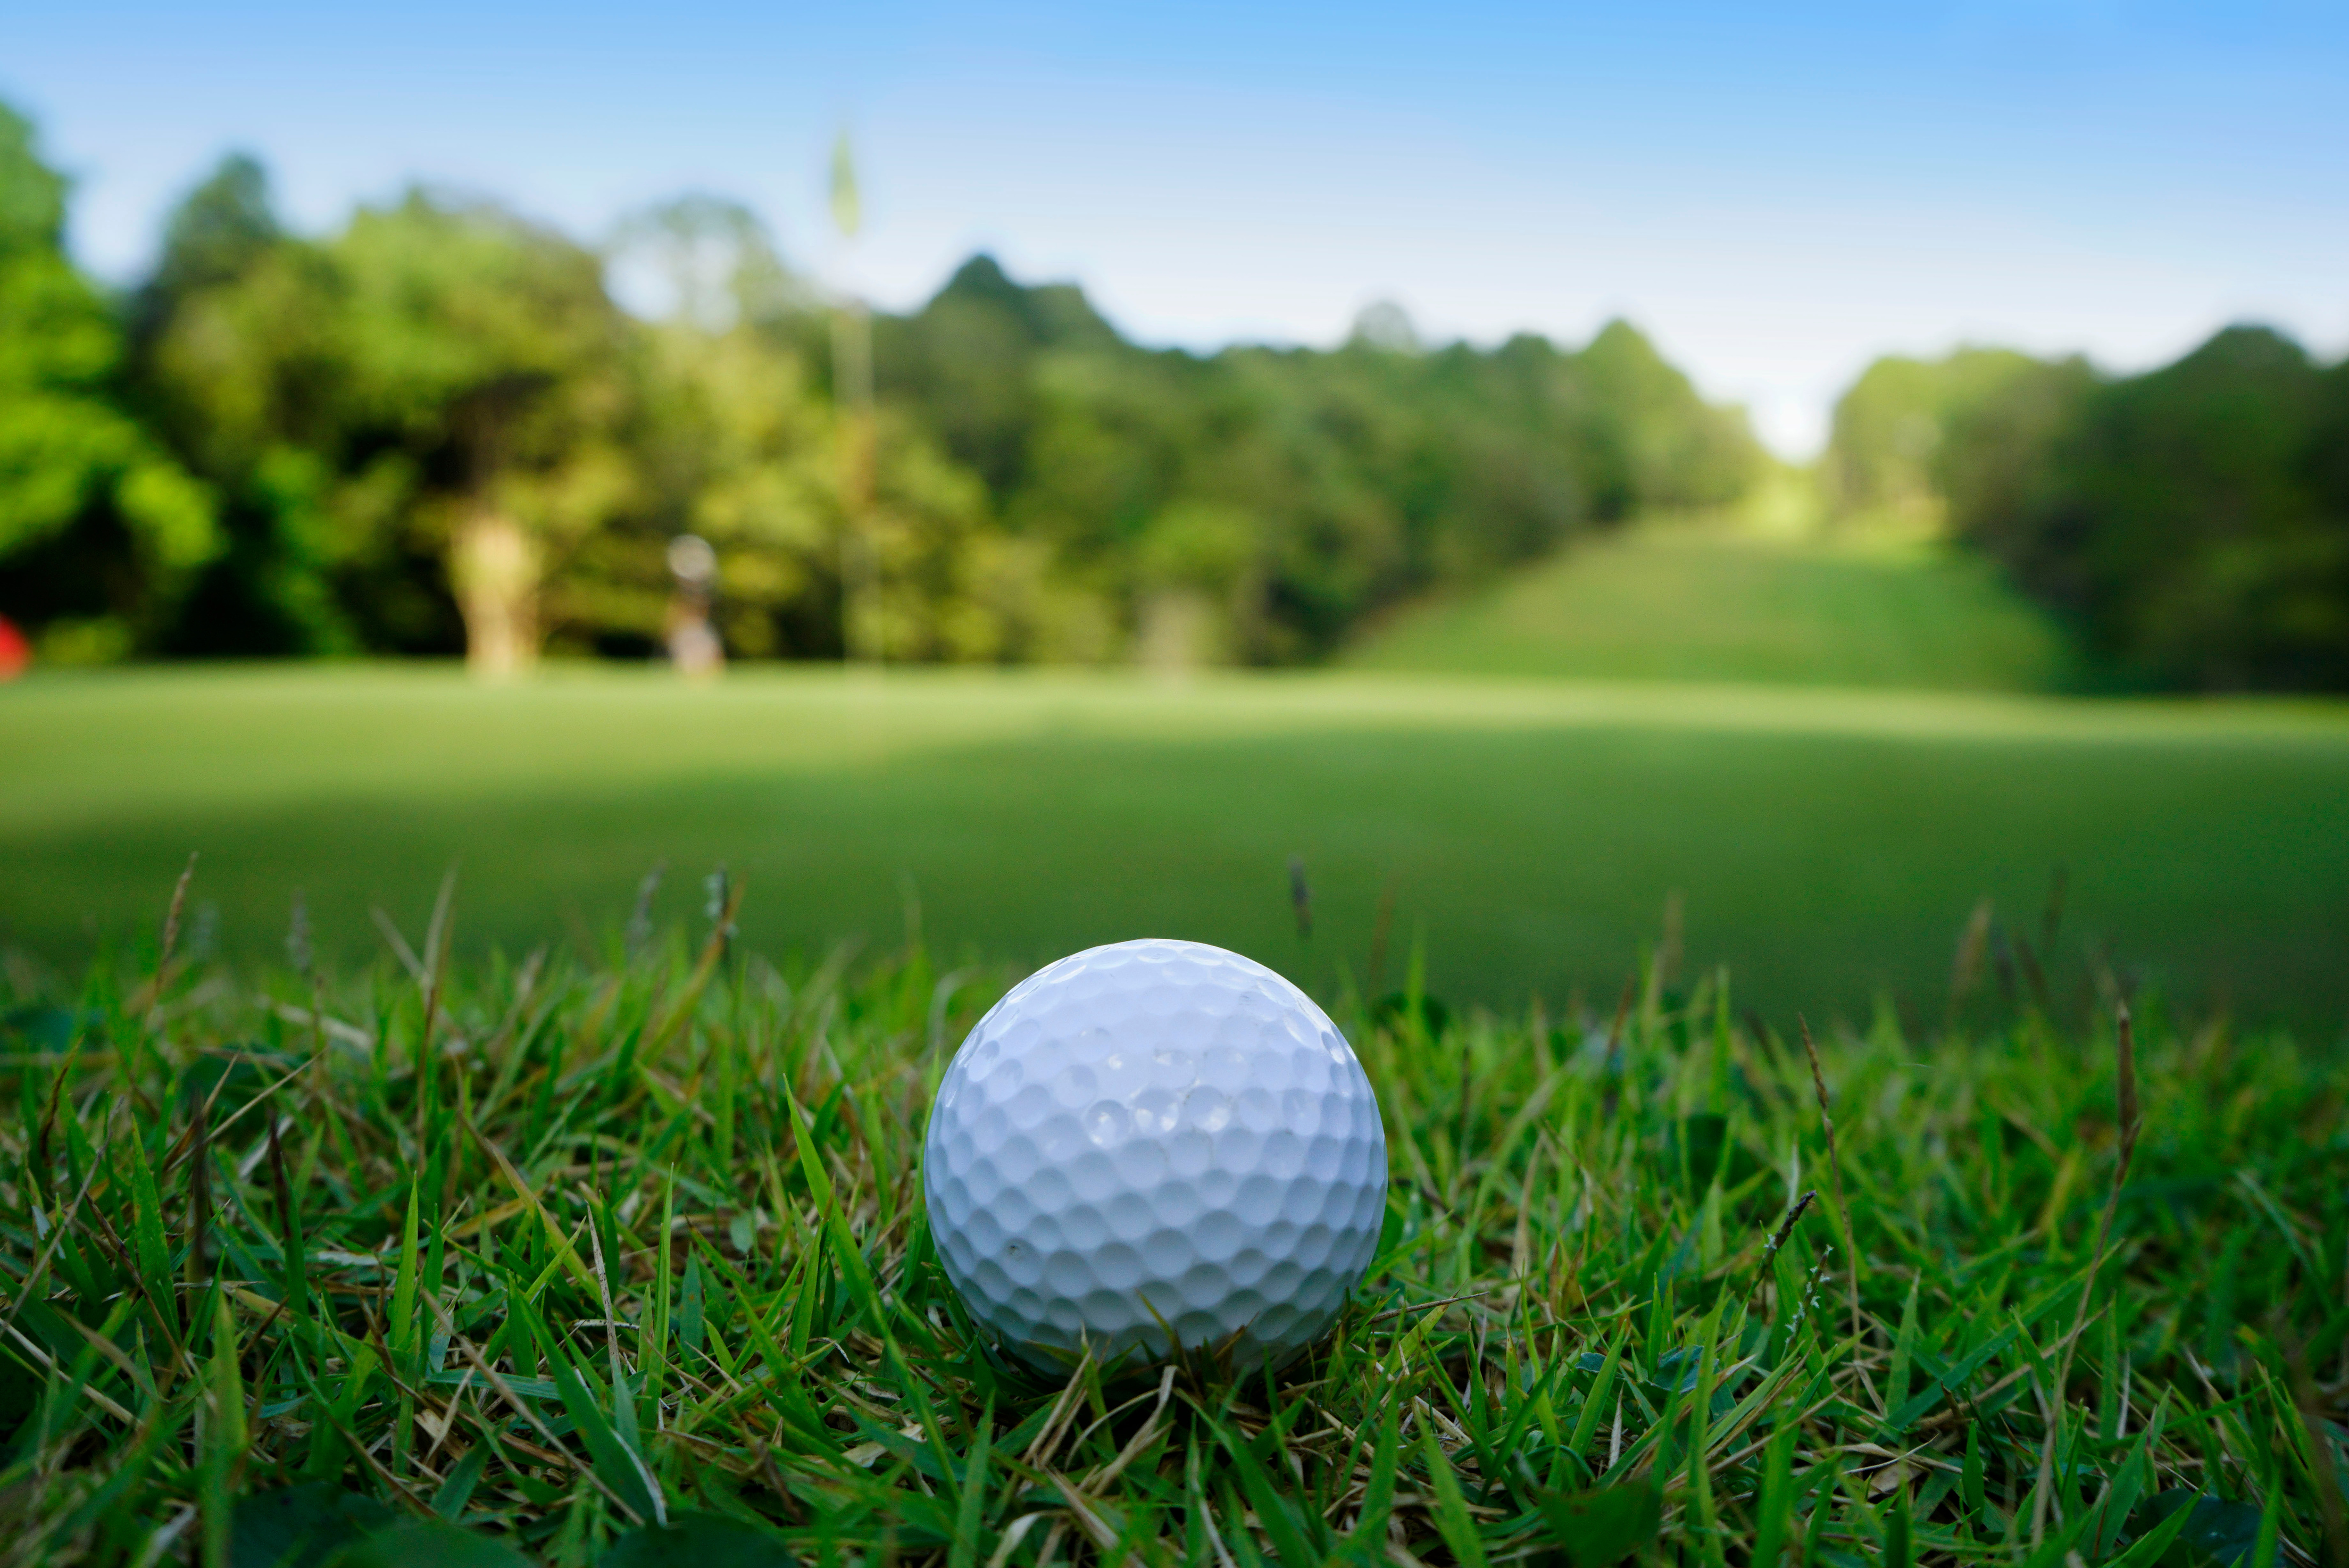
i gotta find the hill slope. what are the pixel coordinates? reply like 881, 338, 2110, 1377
1347, 520, 2070, 690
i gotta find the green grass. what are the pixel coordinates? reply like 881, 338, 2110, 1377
1, 935, 2344, 1565
6, 665, 2349, 1028
1347, 524, 2070, 691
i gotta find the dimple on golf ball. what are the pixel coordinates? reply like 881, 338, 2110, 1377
922, 938, 1389, 1372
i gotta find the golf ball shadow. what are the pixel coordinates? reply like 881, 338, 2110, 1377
923, 938, 1389, 1375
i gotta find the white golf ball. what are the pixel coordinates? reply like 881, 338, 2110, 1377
923, 938, 1388, 1372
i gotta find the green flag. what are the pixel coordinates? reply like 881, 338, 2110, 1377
829, 129, 861, 240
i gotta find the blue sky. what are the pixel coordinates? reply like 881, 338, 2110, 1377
7, 0, 2344, 453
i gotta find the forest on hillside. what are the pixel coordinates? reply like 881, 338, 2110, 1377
1824, 332, 2349, 690
6, 96, 2348, 689
0, 105, 1757, 673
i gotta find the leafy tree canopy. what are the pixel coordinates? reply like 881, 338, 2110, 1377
1846, 328, 2349, 691
0, 102, 1779, 670
0, 102, 215, 658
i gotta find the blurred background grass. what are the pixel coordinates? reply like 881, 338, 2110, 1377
8, 659, 2346, 1027
5, 37, 2349, 1037
1348, 512, 2071, 689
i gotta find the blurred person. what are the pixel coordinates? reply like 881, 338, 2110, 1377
665, 534, 724, 678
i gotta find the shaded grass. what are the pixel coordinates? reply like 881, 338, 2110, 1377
1, 905, 2344, 1566
6, 666, 2349, 1025
1348, 526, 2070, 691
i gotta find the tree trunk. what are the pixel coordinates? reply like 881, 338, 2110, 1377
451, 513, 540, 679
1137, 588, 1222, 673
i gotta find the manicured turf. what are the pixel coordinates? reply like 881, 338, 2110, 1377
1348, 525, 2071, 691
4, 666, 2348, 1028
0, 944, 2341, 1563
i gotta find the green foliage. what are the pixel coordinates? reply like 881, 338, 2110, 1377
1574, 318, 1759, 518
1831, 327, 2349, 693
11, 81, 2349, 691
599, 1512, 795, 1566
0, 930, 2342, 1564
330, 191, 626, 501
1536, 1480, 1663, 1568
0, 100, 1764, 670
1822, 347, 2051, 527
1954, 327, 2349, 690
881, 262, 1766, 662
136, 153, 282, 322
0, 102, 218, 653
131, 166, 389, 654
589, 203, 1074, 663
226, 1483, 396, 1566
326, 190, 637, 666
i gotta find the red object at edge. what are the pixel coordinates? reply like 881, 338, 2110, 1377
0, 615, 30, 681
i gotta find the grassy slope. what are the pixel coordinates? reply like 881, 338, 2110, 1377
1347, 523, 2070, 691
0, 945, 2342, 1564
5, 666, 2348, 1028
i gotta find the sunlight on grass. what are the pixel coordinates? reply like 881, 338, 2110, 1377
0, 939, 2339, 1563
1348, 518, 2071, 691
5, 665, 2348, 1024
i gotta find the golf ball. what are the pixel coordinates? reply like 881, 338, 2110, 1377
923, 938, 1388, 1372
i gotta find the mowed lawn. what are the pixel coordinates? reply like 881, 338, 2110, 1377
5, 664, 2348, 1028
1348, 522, 2073, 690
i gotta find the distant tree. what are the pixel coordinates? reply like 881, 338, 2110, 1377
131, 154, 369, 654
877, 263, 1764, 663
130, 153, 281, 340
1953, 326, 2348, 689
593, 198, 827, 655
877, 253, 1123, 502
329, 190, 634, 675
608, 193, 811, 335
595, 206, 1069, 663
1823, 346, 2047, 526
2308, 357, 2349, 527
1935, 354, 2096, 592
1349, 299, 1422, 355
1573, 318, 1759, 519
0, 99, 215, 658
12, 135, 1771, 673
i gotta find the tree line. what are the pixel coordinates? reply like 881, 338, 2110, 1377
1825, 329, 2349, 690
11, 93, 2345, 690
0, 103, 1759, 673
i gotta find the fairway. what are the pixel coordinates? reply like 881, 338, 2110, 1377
1349, 523, 2072, 690
5, 664, 2348, 1027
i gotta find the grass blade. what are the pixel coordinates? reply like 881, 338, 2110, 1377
506, 1288, 664, 1525
1419, 1423, 1490, 1568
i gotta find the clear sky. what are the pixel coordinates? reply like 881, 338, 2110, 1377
7, 0, 2344, 454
